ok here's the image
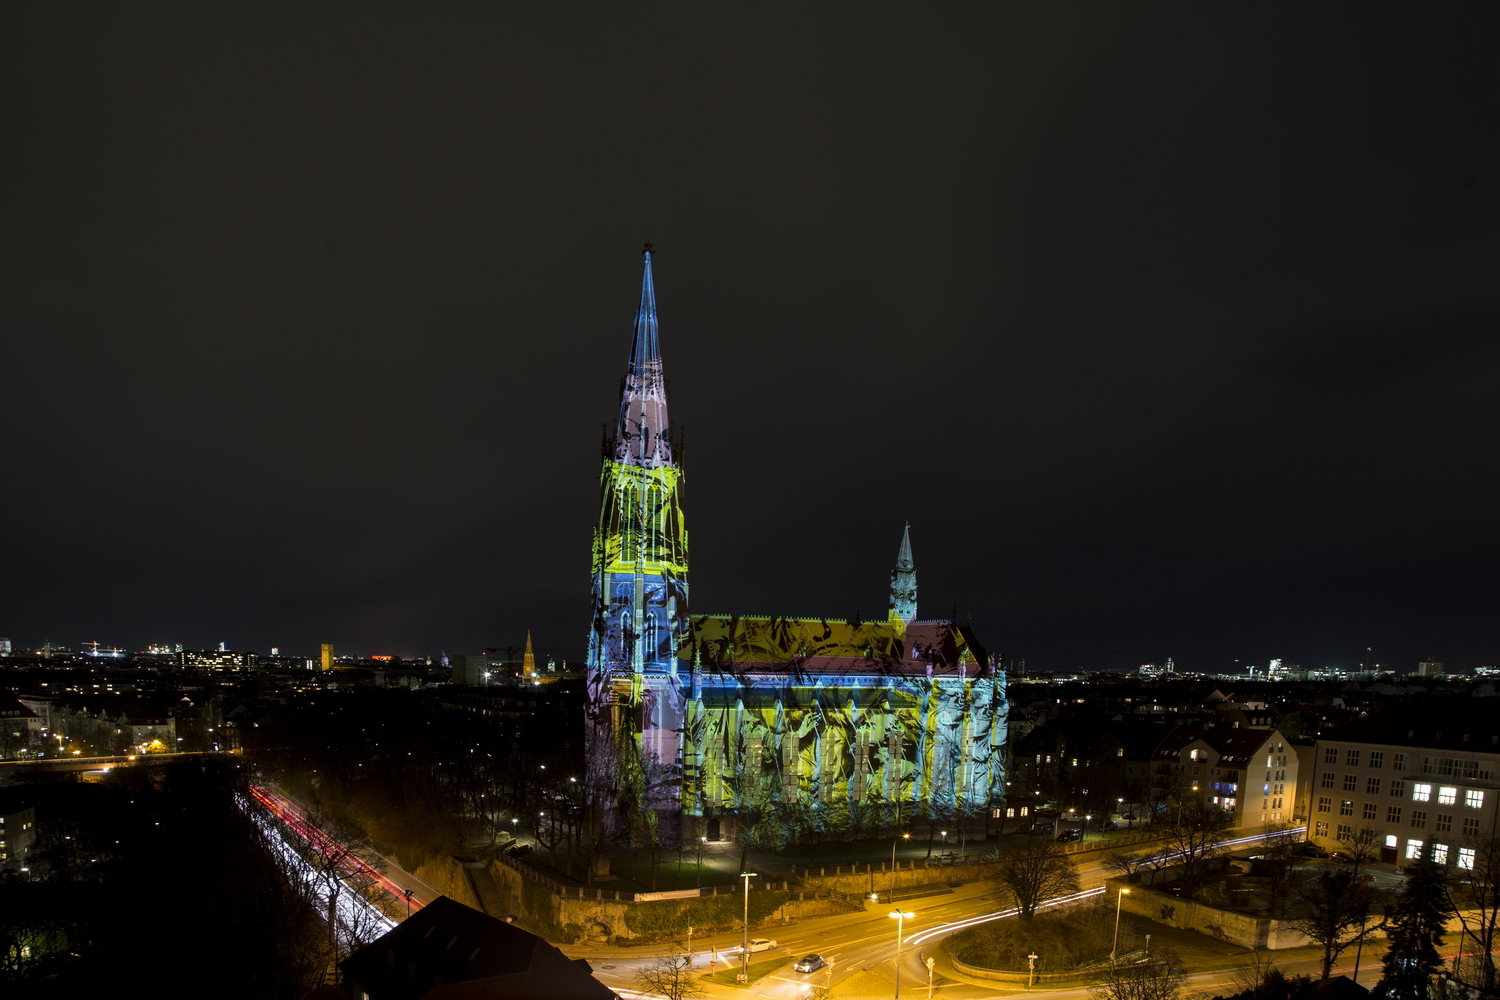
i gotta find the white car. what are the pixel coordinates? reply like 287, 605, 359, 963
746, 939, 777, 953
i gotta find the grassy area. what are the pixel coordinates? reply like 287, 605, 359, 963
701, 956, 789, 987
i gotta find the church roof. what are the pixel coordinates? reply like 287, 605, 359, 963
682, 614, 992, 681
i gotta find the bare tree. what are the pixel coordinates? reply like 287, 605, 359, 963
1254, 823, 1308, 919
635, 954, 706, 1000
1286, 869, 1380, 980
1228, 948, 1284, 1000
1104, 851, 1145, 884
1091, 953, 1187, 1000
1444, 834, 1500, 992
1158, 802, 1230, 891
991, 833, 1081, 920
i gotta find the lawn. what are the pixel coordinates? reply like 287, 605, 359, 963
701, 956, 790, 987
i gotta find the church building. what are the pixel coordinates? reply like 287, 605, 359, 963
585, 248, 1007, 848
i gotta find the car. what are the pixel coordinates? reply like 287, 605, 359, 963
1329, 851, 1356, 864
746, 939, 778, 954
1299, 843, 1329, 858
1056, 828, 1083, 842
794, 955, 826, 973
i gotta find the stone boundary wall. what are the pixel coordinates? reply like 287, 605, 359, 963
949, 954, 1087, 984
1106, 878, 1319, 950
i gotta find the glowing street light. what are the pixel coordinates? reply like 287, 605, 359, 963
877, 831, 911, 898
1111, 887, 1132, 961
740, 872, 756, 982
889, 909, 916, 1000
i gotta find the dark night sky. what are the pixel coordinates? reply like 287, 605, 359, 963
3, 6, 1497, 672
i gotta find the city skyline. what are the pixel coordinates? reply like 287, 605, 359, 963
3, 8, 1496, 671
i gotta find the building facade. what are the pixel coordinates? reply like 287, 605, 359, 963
1311, 702, 1500, 866
585, 250, 1006, 845
1151, 725, 1297, 829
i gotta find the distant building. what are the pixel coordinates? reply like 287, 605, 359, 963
179, 649, 256, 671
321, 643, 335, 672
0, 795, 37, 872
1414, 658, 1444, 677
0, 638, 11, 657
341, 895, 614, 1000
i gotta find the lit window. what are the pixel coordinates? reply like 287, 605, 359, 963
1459, 848, 1476, 870
1413, 783, 1432, 802
1439, 787, 1458, 806
1340, 800, 1354, 816
1315, 821, 1329, 837
1385, 834, 1398, 848
1433, 843, 1449, 865
1466, 790, 1485, 809
1407, 840, 1424, 860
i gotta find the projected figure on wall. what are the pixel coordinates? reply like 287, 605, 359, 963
585, 249, 1007, 850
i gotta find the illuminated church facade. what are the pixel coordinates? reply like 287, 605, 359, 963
585, 249, 1007, 846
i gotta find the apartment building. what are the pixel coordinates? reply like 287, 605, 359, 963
1152, 725, 1298, 829
1311, 701, 1500, 866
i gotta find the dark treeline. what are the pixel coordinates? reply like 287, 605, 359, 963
0, 758, 329, 998
242, 684, 586, 872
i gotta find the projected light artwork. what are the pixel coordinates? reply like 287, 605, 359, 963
585, 248, 1007, 846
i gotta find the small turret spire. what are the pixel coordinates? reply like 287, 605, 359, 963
889, 521, 917, 625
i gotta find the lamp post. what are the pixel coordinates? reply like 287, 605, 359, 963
686, 925, 694, 967
1111, 888, 1132, 961
697, 836, 707, 888
878, 832, 910, 900
740, 872, 756, 982
889, 909, 915, 1000
1028, 953, 1038, 988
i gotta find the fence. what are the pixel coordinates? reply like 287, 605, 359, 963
491, 852, 794, 903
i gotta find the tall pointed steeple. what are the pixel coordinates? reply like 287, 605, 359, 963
522, 630, 536, 679
889, 521, 917, 625
615, 246, 672, 467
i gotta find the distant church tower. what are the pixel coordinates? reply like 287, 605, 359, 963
585, 246, 690, 823
889, 521, 917, 625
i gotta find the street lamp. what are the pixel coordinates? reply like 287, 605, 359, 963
740, 872, 756, 983
697, 836, 707, 888
878, 831, 911, 899
889, 909, 915, 1000
1111, 888, 1132, 961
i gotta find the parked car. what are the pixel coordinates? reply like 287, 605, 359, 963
1299, 843, 1329, 858
794, 955, 826, 973
746, 939, 778, 954
1056, 828, 1084, 842
1329, 851, 1356, 864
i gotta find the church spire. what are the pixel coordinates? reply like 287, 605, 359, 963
889, 521, 917, 625
614, 244, 672, 467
